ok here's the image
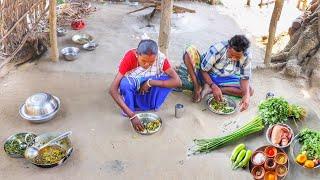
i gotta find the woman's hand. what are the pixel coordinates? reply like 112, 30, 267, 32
139, 81, 151, 94
130, 116, 144, 131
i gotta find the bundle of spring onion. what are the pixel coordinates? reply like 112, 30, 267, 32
190, 97, 307, 155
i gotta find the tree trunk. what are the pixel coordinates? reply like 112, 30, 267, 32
49, 0, 59, 62
269, 0, 320, 92
318, 11, 320, 39
264, 0, 284, 66
158, 0, 173, 56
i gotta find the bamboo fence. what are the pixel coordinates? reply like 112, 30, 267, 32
0, 0, 49, 68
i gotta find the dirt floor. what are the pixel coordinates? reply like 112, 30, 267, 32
0, 2, 319, 180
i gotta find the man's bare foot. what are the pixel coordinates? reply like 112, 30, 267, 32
192, 86, 202, 103
201, 84, 212, 99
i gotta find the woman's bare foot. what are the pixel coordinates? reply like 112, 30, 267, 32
192, 86, 202, 103
201, 84, 212, 99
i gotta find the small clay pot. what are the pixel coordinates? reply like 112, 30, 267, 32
276, 164, 288, 177
275, 152, 288, 165
264, 171, 278, 180
251, 151, 267, 166
264, 146, 277, 158
264, 158, 277, 171
251, 166, 265, 180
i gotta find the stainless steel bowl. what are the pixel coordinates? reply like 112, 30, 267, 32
82, 41, 98, 51
57, 27, 67, 37
61, 47, 80, 61
19, 93, 60, 123
72, 34, 94, 45
135, 113, 162, 135
266, 123, 294, 148
290, 135, 320, 169
26, 132, 73, 168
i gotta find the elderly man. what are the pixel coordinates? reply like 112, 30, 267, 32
178, 35, 253, 111
109, 39, 181, 131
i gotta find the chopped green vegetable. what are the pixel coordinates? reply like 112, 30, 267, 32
298, 128, 320, 160
33, 145, 65, 165
4, 133, 36, 157
146, 120, 161, 132
209, 99, 235, 114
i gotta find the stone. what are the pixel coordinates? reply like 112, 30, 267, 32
284, 59, 301, 77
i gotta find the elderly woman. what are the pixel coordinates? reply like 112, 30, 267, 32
109, 39, 181, 131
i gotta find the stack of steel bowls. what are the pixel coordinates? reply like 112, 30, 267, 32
19, 92, 60, 123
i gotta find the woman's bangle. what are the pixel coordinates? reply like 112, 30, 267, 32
147, 79, 152, 87
129, 114, 137, 121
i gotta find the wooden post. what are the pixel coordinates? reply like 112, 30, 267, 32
259, 0, 263, 8
318, 0, 320, 39
264, 0, 284, 66
211, 0, 217, 5
247, 0, 251, 6
49, 0, 59, 62
158, 0, 173, 56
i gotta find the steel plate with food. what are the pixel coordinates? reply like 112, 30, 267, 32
290, 128, 320, 169
249, 145, 289, 180
30, 145, 72, 168
72, 34, 94, 45
207, 96, 236, 115
26, 132, 73, 168
4, 132, 37, 158
134, 113, 162, 135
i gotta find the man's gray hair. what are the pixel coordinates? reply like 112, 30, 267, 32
137, 39, 158, 55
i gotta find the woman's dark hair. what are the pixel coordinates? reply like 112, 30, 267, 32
228, 35, 250, 52
137, 39, 158, 55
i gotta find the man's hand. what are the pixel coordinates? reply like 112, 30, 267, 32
131, 116, 144, 131
239, 95, 250, 112
139, 81, 151, 95
211, 85, 223, 102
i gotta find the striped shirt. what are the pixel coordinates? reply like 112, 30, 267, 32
200, 41, 252, 80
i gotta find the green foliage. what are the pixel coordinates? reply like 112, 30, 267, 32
258, 97, 289, 126
288, 104, 307, 120
298, 128, 320, 159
